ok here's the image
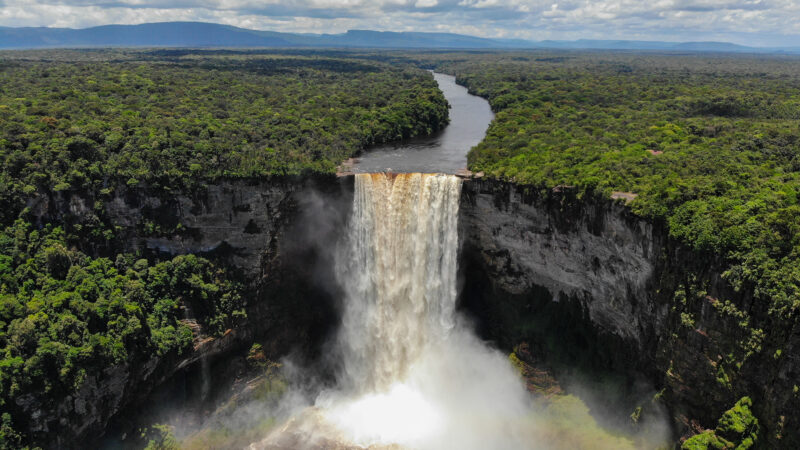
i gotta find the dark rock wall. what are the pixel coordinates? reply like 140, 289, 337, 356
24, 175, 351, 447
459, 178, 799, 448
23, 174, 799, 447
459, 179, 666, 352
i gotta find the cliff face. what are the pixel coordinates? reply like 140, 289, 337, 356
23, 176, 348, 447
27, 178, 320, 277
459, 178, 799, 447
19, 175, 799, 447
459, 179, 666, 349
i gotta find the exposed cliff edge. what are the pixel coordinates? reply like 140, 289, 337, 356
28, 177, 322, 277
22, 175, 349, 447
460, 179, 666, 349
459, 178, 800, 448
19, 175, 799, 447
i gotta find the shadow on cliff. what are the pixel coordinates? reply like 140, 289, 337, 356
95, 176, 353, 449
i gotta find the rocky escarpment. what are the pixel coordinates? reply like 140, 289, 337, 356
22, 175, 350, 446
18, 173, 799, 447
459, 178, 800, 448
459, 180, 665, 352
28, 177, 326, 277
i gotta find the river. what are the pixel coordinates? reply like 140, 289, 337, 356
349, 72, 494, 174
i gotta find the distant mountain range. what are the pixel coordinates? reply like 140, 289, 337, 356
1, 22, 798, 54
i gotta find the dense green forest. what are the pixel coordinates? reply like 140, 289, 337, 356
0, 221, 243, 448
427, 53, 800, 317
3, 47, 800, 447
0, 50, 449, 447
0, 50, 448, 221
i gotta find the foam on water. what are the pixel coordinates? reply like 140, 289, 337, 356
251, 173, 534, 450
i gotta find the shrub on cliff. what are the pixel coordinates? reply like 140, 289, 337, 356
682, 397, 760, 450
141, 424, 180, 450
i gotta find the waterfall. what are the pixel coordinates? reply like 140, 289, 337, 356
335, 173, 462, 391
253, 172, 533, 450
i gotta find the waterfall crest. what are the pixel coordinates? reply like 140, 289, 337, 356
336, 173, 462, 391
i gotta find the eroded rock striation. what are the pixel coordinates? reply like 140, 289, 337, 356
19, 174, 799, 447
22, 175, 348, 447
459, 178, 800, 448
460, 179, 665, 348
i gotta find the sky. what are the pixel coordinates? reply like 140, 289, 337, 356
1, 0, 799, 47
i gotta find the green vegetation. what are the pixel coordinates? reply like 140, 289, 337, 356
0, 50, 448, 222
0, 49, 449, 447
141, 424, 180, 450
0, 413, 22, 449
179, 350, 287, 450
434, 53, 800, 317
0, 220, 243, 447
535, 394, 637, 449
683, 397, 760, 449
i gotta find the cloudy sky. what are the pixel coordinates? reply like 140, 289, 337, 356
1, 0, 799, 46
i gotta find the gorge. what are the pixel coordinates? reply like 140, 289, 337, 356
249, 173, 541, 449
5, 57, 795, 448
105, 71, 670, 448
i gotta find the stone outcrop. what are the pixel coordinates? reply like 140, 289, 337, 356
27, 177, 338, 278
21, 175, 348, 447
18, 174, 799, 447
458, 178, 800, 448
460, 179, 666, 349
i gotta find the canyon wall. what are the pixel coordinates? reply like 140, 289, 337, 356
459, 179, 666, 353
22, 175, 349, 446
20, 175, 799, 447
28, 177, 326, 277
459, 178, 799, 448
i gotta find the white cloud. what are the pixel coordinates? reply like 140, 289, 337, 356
0, 0, 798, 46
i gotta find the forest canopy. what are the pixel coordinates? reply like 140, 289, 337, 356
0, 50, 448, 197
427, 52, 800, 317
